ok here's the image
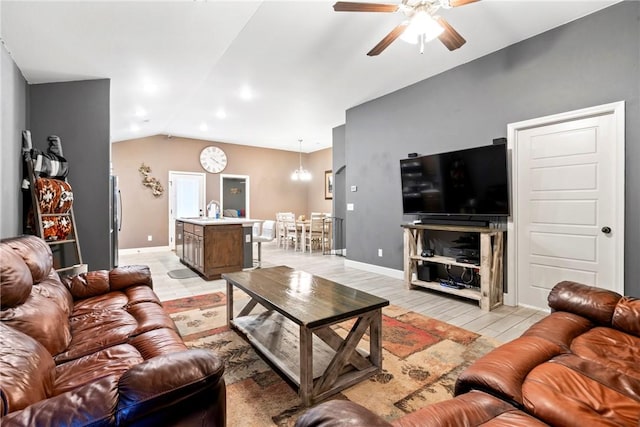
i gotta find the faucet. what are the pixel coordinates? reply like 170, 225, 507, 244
206, 200, 220, 218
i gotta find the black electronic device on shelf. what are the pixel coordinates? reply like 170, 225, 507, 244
400, 144, 510, 223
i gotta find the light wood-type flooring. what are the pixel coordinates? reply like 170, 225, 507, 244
120, 242, 546, 343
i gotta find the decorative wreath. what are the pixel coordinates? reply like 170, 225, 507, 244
138, 163, 164, 197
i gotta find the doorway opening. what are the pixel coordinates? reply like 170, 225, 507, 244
220, 174, 250, 218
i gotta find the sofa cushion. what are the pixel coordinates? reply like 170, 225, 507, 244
70, 291, 129, 318
1, 235, 53, 284
522, 361, 640, 426
32, 276, 74, 316
548, 281, 621, 325
521, 311, 592, 350
455, 336, 565, 404
0, 376, 118, 427
55, 308, 138, 364
109, 265, 153, 291
128, 328, 188, 360
570, 327, 640, 382
0, 323, 55, 412
127, 302, 179, 336
0, 246, 33, 309
123, 285, 161, 306
393, 391, 548, 427
612, 296, 640, 337
64, 270, 110, 300
54, 343, 144, 395
0, 291, 71, 356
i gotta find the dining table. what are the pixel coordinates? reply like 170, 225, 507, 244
295, 219, 311, 252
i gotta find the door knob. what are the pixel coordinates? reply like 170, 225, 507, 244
601, 226, 612, 234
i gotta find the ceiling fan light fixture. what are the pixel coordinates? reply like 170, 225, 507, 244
399, 11, 444, 45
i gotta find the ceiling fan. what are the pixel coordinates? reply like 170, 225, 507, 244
333, 0, 479, 56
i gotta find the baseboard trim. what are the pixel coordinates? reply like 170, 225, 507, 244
344, 259, 404, 280
119, 246, 171, 255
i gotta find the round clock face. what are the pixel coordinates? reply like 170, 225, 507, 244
199, 146, 227, 173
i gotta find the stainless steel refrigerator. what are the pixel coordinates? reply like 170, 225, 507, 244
110, 175, 121, 268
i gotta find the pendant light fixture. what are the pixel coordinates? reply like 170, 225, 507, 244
291, 139, 311, 181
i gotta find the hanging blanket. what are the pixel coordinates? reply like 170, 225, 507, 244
27, 178, 74, 241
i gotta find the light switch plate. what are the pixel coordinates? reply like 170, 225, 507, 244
350, 185, 357, 192
347, 203, 354, 211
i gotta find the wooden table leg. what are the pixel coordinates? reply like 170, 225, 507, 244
370, 308, 382, 368
299, 325, 313, 406
226, 280, 234, 326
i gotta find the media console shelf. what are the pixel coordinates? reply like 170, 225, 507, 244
401, 223, 504, 311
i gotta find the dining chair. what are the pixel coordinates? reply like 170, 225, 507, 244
282, 213, 299, 250
275, 212, 293, 249
322, 216, 334, 254
305, 213, 324, 253
254, 220, 275, 267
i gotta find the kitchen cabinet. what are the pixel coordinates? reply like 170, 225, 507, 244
176, 219, 247, 280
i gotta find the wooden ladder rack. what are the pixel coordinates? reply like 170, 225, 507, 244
22, 133, 86, 276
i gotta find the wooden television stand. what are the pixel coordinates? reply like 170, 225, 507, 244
401, 223, 504, 312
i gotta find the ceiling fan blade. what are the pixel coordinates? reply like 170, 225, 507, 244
437, 17, 466, 51
367, 22, 408, 56
333, 2, 400, 12
448, 0, 480, 7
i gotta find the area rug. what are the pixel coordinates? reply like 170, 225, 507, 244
167, 268, 199, 279
163, 292, 499, 427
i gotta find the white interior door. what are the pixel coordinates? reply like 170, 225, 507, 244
509, 102, 624, 310
168, 171, 206, 250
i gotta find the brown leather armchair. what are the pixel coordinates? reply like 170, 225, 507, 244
1, 235, 226, 426
295, 281, 640, 426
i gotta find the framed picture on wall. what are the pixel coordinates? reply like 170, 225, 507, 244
325, 170, 333, 200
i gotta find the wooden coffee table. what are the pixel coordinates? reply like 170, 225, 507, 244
223, 266, 389, 406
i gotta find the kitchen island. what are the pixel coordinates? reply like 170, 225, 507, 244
176, 217, 257, 280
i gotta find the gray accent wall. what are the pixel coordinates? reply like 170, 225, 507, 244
332, 125, 346, 251
1, 46, 28, 238
28, 79, 111, 270
342, 1, 639, 296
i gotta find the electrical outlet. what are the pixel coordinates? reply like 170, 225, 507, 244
347, 203, 354, 211
378, 248, 383, 257
147, 235, 153, 242
350, 185, 357, 192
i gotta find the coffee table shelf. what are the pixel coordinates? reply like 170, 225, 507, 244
223, 266, 389, 406
232, 310, 375, 401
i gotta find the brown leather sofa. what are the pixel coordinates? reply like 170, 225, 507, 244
0, 235, 226, 426
295, 281, 640, 427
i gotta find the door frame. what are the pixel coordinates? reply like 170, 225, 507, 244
220, 173, 250, 218
505, 101, 625, 306
168, 171, 206, 250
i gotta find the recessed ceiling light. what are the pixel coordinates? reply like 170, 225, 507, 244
135, 107, 147, 117
130, 124, 140, 132
199, 122, 208, 131
216, 109, 227, 119
239, 85, 252, 100
142, 79, 158, 94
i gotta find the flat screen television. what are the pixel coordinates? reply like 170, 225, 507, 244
400, 144, 510, 217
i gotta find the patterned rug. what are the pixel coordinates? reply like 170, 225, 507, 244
163, 292, 499, 427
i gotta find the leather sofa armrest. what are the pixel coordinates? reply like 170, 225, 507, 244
0, 375, 118, 427
548, 281, 621, 325
455, 336, 564, 405
116, 349, 225, 425
63, 265, 152, 299
294, 400, 393, 427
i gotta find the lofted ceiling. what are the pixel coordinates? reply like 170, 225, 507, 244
1, 1, 618, 152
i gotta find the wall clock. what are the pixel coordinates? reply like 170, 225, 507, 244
199, 146, 227, 173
